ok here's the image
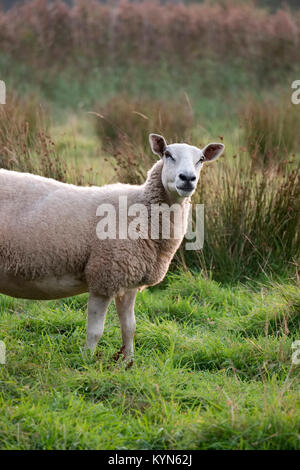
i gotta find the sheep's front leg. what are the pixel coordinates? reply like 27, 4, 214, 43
86, 293, 111, 354
114, 288, 137, 364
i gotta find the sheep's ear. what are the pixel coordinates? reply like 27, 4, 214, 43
149, 133, 167, 158
202, 143, 225, 162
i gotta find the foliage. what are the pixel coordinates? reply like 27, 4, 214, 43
0, 0, 300, 78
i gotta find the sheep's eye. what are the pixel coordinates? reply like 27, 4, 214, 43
197, 156, 205, 164
165, 151, 174, 160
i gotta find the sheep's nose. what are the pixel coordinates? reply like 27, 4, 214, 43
179, 173, 196, 182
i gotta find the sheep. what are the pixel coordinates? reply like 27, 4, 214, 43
0, 134, 224, 363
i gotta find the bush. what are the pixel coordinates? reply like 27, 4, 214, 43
1, 0, 300, 76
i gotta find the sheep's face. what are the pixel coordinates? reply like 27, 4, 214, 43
149, 134, 224, 200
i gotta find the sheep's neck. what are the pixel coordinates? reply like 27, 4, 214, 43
144, 160, 187, 206
143, 160, 189, 249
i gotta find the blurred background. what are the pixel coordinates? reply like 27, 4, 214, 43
0, 0, 299, 281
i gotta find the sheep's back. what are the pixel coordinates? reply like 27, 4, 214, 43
0, 170, 101, 279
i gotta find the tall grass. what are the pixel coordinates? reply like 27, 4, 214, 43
94, 93, 194, 154
0, 93, 96, 185
242, 96, 300, 168
193, 159, 300, 280
0, 93, 68, 180
0, 93, 48, 149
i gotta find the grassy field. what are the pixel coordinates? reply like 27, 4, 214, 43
0, 273, 299, 450
0, 0, 300, 451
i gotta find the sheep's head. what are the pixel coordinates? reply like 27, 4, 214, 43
149, 133, 224, 200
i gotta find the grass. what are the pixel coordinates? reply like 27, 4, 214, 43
94, 93, 194, 155
242, 95, 300, 167
0, 272, 299, 450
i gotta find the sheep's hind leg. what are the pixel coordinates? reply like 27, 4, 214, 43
114, 288, 137, 366
86, 293, 111, 354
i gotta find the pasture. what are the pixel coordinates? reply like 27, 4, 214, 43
1, 274, 299, 449
0, 0, 299, 450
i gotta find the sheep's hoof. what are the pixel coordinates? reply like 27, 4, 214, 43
125, 358, 134, 369
112, 346, 125, 362
113, 346, 134, 368
82, 346, 94, 360
95, 349, 102, 360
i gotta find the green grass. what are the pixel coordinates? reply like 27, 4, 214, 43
0, 272, 299, 450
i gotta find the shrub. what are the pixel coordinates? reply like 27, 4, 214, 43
0, 0, 300, 75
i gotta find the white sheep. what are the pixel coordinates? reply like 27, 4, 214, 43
0, 134, 224, 363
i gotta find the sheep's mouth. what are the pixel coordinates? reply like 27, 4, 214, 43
176, 184, 195, 196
